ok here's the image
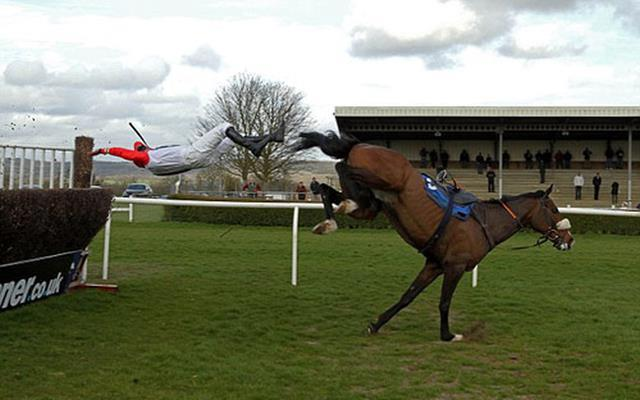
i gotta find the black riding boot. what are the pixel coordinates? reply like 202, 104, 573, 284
225, 126, 269, 157
225, 125, 284, 157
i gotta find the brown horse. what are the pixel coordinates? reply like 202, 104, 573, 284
296, 131, 574, 341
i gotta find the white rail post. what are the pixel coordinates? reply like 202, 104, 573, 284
129, 203, 134, 223
38, 149, 45, 188
291, 206, 299, 286
59, 150, 65, 189
81, 255, 88, 283
18, 147, 25, 189
0, 146, 5, 190
498, 128, 503, 199
28, 148, 35, 188
472, 265, 478, 288
68, 150, 74, 188
49, 149, 56, 189
102, 211, 112, 280
628, 128, 633, 205
8, 147, 15, 190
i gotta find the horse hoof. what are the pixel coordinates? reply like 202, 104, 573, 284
312, 219, 338, 235
367, 323, 378, 335
451, 334, 464, 342
336, 199, 358, 214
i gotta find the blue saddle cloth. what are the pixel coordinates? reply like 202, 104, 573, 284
421, 173, 475, 221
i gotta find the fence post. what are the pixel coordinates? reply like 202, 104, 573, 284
9, 148, 15, 190
102, 211, 112, 280
59, 150, 65, 189
472, 265, 478, 288
18, 147, 25, 189
291, 206, 299, 286
49, 149, 56, 189
29, 148, 35, 188
73, 136, 93, 188
129, 203, 134, 223
38, 149, 45, 188
0, 146, 4, 190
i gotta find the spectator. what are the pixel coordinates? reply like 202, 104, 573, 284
543, 149, 552, 169
539, 161, 546, 184
419, 147, 428, 168
611, 181, 619, 205
295, 181, 308, 200
440, 149, 450, 169
486, 167, 496, 193
582, 147, 592, 168
242, 177, 261, 198
554, 150, 564, 169
616, 147, 624, 169
486, 155, 493, 169
563, 150, 572, 169
429, 149, 438, 169
535, 150, 543, 169
524, 149, 534, 169
592, 172, 602, 200
605, 144, 614, 169
573, 172, 584, 200
502, 150, 511, 169
459, 149, 470, 169
475, 152, 485, 174
309, 177, 321, 201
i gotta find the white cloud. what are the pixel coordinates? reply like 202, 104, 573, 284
4, 60, 47, 85
182, 45, 222, 70
4, 57, 171, 90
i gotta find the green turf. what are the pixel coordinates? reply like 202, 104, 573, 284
1, 219, 639, 399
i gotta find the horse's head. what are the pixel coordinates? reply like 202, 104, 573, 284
526, 185, 574, 251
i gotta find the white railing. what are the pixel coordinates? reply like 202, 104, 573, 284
100, 198, 640, 287
0, 144, 75, 190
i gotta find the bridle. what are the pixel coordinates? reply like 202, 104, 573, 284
501, 198, 571, 250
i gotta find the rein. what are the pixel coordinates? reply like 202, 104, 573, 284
507, 198, 565, 250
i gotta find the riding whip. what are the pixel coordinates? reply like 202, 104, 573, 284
128, 122, 150, 148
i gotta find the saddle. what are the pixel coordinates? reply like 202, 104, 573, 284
421, 173, 477, 221
419, 173, 479, 257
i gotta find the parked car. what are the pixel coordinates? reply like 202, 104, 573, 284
122, 183, 153, 197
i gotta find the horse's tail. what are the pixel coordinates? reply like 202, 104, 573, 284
295, 130, 359, 159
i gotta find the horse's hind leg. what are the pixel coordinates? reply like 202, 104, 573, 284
368, 260, 442, 334
439, 266, 465, 342
312, 183, 344, 234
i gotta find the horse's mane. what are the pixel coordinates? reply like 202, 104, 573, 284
482, 190, 545, 204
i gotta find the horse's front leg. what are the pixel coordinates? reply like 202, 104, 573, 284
312, 183, 344, 234
439, 265, 465, 342
368, 260, 442, 334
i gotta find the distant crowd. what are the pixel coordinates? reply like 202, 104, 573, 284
418, 143, 627, 172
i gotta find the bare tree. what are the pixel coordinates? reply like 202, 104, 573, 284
195, 73, 313, 183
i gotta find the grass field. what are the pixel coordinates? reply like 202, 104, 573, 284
1, 206, 639, 399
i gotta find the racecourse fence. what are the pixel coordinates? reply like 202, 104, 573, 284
0, 144, 75, 190
99, 197, 640, 288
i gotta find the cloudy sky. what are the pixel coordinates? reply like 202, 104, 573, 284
1, 0, 639, 148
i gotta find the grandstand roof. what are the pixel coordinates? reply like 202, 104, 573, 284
334, 106, 640, 141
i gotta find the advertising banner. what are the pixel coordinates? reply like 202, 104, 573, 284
0, 250, 87, 312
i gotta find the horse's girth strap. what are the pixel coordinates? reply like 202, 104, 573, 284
419, 196, 455, 257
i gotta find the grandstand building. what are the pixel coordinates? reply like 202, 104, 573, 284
334, 106, 639, 207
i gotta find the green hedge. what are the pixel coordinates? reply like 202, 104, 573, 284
163, 194, 640, 235
163, 194, 391, 229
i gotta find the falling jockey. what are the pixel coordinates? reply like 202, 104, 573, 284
90, 122, 284, 176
